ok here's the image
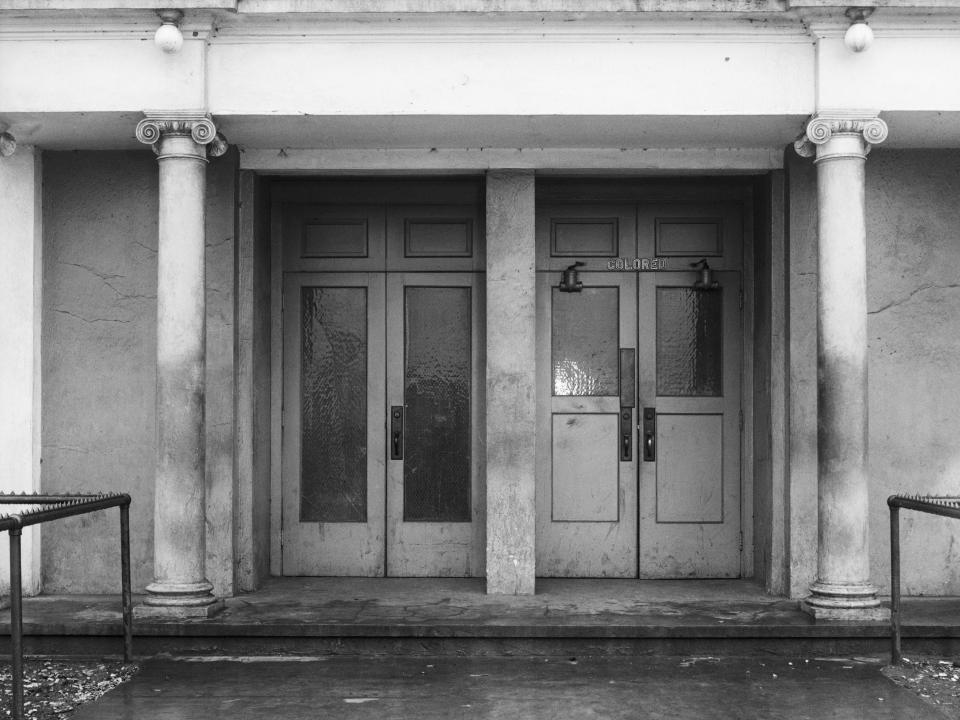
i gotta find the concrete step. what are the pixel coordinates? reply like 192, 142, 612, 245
2, 578, 956, 659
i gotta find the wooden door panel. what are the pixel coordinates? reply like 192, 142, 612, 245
281, 204, 386, 272
281, 273, 386, 576
536, 204, 637, 271
536, 272, 638, 578
638, 272, 741, 578
386, 205, 484, 272
386, 273, 485, 577
552, 413, 620, 522
656, 413, 723, 523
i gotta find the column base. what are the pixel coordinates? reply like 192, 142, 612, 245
800, 581, 889, 622
134, 598, 225, 619
134, 580, 225, 619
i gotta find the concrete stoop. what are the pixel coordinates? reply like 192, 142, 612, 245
1, 578, 957, 659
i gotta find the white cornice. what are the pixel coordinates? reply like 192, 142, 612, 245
0, 1, 234, 8
0, 13, 214, 38
3, 4, 960, 40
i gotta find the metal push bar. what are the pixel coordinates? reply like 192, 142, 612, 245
887, 494, 960, 665
0, 493, 132, 720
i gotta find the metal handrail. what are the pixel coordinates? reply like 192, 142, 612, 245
0, 492, 132, 720
887, 494, 960, 664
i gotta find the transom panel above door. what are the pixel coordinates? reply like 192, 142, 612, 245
278, 179, 483, 273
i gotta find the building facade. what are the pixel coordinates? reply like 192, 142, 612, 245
2, 0, 960, 618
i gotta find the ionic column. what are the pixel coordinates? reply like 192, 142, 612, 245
795, 112, 888, 620
134, 113, 227, 617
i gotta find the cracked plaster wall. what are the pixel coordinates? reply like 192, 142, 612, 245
787, 149, 960, 597
865, 150, 960, 595
41, 150, 239, 595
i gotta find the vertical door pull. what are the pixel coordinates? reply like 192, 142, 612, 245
620, 410, 632, 462
619, 349, 636, 462
643, 407, 656, 462
390, 406, 404, 460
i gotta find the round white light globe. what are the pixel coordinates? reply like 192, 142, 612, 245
155, 22, 183, 54
844, 21, 873, 53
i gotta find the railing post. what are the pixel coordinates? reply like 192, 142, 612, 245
9, 527, 23, 720
889, 502, 902, 664
120, 501, 133, 663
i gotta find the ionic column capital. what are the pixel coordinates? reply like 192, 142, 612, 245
794, 111, 888, 161
135, 112, 228, 158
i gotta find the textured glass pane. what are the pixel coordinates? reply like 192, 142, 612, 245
404, 287, 472, 522
552, 287, 619, 396
656, 288, 722, 396
300, 287, 367, 522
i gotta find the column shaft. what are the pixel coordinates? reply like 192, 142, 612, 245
151, 134, 210, 600
485, 171, 537, 595
815, 144, 871, 594
796, 114, 888, 619
135, 118, 223, 617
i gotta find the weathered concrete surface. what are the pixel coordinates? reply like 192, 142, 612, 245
41, 150, 237, 597
805, 128, 880, 615
234, 171, 271, 592
203, 149, 240, 597
41, 151, 159, 595
70, 655, 937, 720
784, 152, 819, 599
866, 149, 960, 596
786, 148, 960, 599
7, 577, 960, 658
753, 170, 789, 596
145, 130, 215, 611
485, 171, 537, 595
0, 146, 43, 599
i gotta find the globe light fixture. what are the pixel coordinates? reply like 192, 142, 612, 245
844, 8, 874, 53
155, 10, 184, 54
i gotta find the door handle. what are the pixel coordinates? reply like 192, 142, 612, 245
642, 407, 656, 462
620, 409, 632, 462
619, 350, 635, 462
390, 406, 404, 460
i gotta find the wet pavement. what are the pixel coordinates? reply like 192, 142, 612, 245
71, 655, 944, 719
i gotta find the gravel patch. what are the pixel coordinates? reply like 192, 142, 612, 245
0, 659, 138, 718
883, 656, 960, 719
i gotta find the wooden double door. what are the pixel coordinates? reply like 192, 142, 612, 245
536, 189, 746, 578
278, 182, 485, 576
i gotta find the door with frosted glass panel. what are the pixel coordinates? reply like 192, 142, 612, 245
281, 273, 387, 576
637, 272, 741, 577
536, 271, 639, 577
386, 273, 484, 576
534, 203, 639, 577
279, 192, 484, 577
635, 205, 743, 577
536, 192, 745, 578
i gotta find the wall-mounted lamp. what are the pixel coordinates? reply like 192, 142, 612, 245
691, 259, 719, 291
155, 9, 184, 54
0, 132, 16, 158
844, 7, 874, 53
559, 262, 584, 293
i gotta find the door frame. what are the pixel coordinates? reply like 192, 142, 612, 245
533, 178, 756, 579
265, 176, 756, 580
268, 179, 487, 577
